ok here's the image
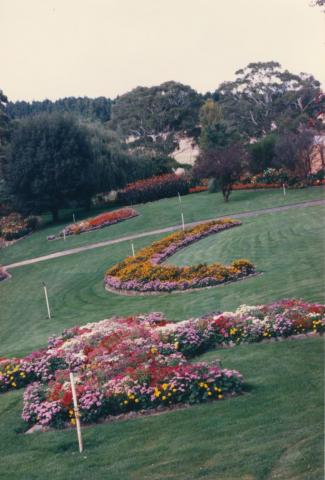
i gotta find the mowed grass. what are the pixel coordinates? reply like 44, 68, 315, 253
0, 200, 324, 479
1, 205, 324, 357
0, 186, 324, 265
0, 338, 323, 480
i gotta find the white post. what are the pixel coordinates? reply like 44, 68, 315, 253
181, 212, 185, 231
73, 213, 76, 223
42, 282, 51, 319
131, 242, 135, 257
283, 183, 286, 197
69, 372, 83, 453
63, 229, 66, 241
178, 192, 182, 205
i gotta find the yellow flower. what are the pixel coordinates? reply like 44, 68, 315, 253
172, 388, 177, 393
135, 399, 139, 404
162, 383, 168, 391
123, 400, 128, 405
150, 347, 158, 354
207, 391, 212, 396
162, 396, 167, 401
218, 394, 223, 399
154, 388, 161, 398
168, 393, 172, 397
70, 419, 76, 425
11, 382, 17, 387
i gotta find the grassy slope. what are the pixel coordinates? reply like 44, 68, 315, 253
0, 187, 324, 265
0, 195, 324, 479
0, 338, 323, 480
1, 205, 324, 357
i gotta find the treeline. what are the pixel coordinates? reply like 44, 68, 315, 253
6, 96, 112, 123
0, 61, 324, 219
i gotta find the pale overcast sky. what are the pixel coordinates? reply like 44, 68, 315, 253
1, 0, 324, 101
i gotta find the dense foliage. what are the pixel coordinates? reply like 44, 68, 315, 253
5, 113, 97, 221
117, 173, 189, 205
6, 96, 112, 123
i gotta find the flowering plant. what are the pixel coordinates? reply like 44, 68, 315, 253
0, 299, 323, 428
0, 213, 41, 241
105, 219, 255, 293
117, 174, 190, 205
60, 208, 138, 237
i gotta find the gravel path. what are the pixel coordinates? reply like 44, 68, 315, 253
4, 199, 325, 270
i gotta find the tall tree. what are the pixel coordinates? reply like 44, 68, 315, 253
216, 62, 325, 139
194, 100, 246, 201
274, 129, 315, 178
6, 113, 96, 221
0, 90, 11, 201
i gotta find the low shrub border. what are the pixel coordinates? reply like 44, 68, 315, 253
105, 219, 255, 294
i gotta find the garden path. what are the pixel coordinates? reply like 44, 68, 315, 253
4, 198, 325, 270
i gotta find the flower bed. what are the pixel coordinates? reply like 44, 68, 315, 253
59, 208, 138, 237
117, 174, 190, 205
105, 219, 255, 293
17, 313, 242, 428
0, 213, 41, 241
0, 266, 9, 282
1, 299, 323, 429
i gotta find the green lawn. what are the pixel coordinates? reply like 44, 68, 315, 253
0, 186, 323, 265
0, 338, 323, 480
1, 205, 324, 357
0, 194, 324, 479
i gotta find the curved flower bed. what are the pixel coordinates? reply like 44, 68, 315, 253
59, 208, 138, 237
105, 219, 255, 293
0, 299, 323, 428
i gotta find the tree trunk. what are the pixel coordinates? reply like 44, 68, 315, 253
51, 209, 59, 223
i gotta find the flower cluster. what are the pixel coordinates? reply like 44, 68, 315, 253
0, 213, 41, 241
60, 208, 138, 236
20, 313, 242, 428
161, 299, 325, 356
117, 174, 190, 205
105, 219, 255, 293
0, 266, 8, 282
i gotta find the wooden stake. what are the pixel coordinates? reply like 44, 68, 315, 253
181, 212, 185, 231
69, 372, 83, 453
131, 242, 135, 257
42, 282, 51, 319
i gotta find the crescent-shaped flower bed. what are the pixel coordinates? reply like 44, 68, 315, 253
0, 299, 323, 430
105, 218, 255, 293
58, 208, 139, 237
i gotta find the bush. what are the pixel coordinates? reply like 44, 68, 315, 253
117, 174, 190, 205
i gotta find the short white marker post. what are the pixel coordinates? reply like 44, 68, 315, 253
283, 183, 286, 197
42, 282, 51, 319
73, 213, 76, 223
181, 212, 185, 231
69, 372, 83, 453
63, 229, 66, 241
178, 192, 182, 205
131, 242, 135, 258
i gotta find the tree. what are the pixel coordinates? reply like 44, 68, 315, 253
109, 81, 203, 154
6, 113, 96, 221
216, 62, 325, 139
0, 90, 11, 202
249, 134, 277, 173
194, 145, 246, 201
274, 129, 315, 178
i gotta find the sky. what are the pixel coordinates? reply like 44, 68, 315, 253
1, 0, 324, 102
